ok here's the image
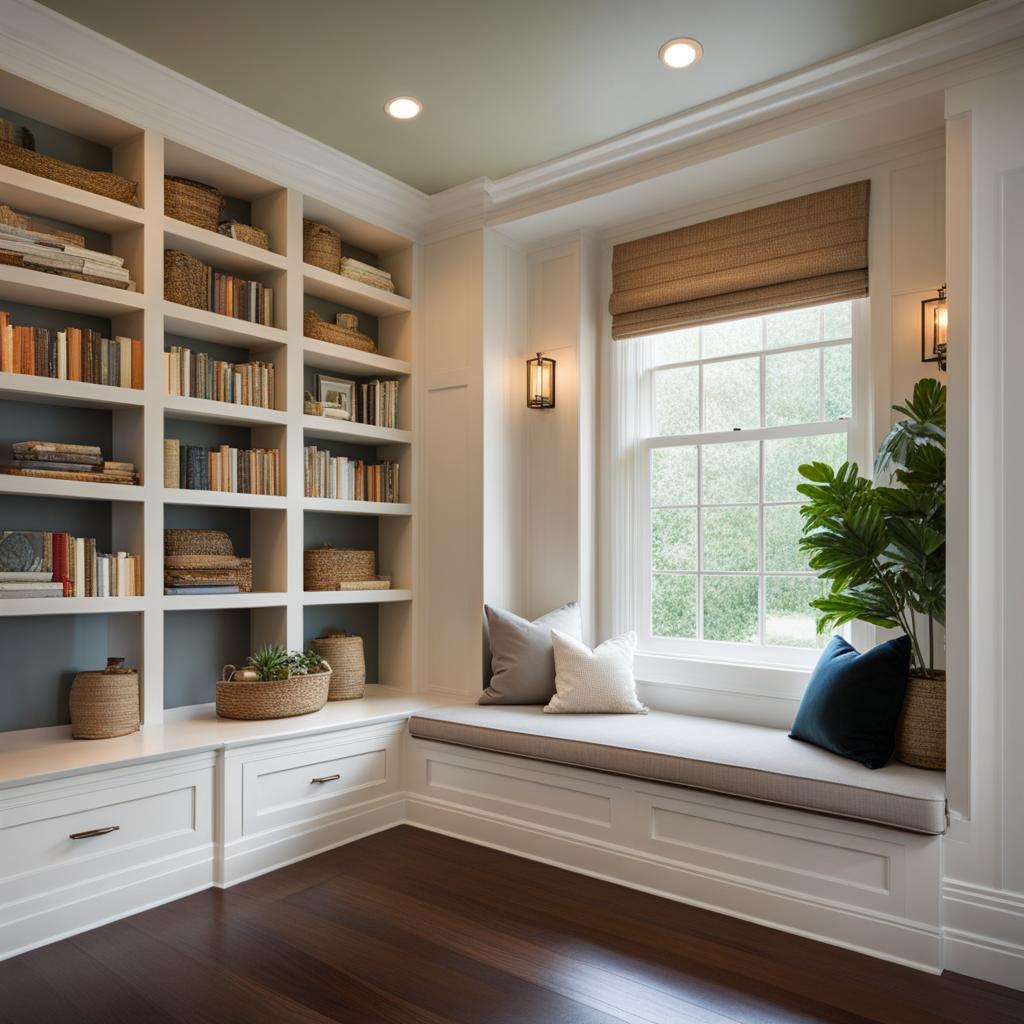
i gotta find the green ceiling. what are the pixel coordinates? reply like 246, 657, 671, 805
40, 0, 981, 194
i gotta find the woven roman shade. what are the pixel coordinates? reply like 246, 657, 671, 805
609, 180, 870, 339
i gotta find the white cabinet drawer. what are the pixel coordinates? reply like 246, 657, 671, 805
240, 725, 402, 836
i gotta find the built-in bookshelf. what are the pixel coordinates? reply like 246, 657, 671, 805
0, 71, 416, 735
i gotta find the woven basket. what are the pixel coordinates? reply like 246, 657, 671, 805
216, 663, 331, 720
0, 140, 139, 206
69, 658, 140, 739
219, 220, 270, 250
333, 577, 391, 591
313, 630, 366, 700
164, 529, 234, 557
165, 249, 208, 310
303, 310, 376, 354
0, 118, 12, 145
896, 672, 946, 770
304, 545, 376, 590
303, 219, 341, 272
0, 204, 28, 230
165, 176, 223, 232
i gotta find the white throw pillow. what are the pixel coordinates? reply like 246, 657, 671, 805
545, 629, 647, 714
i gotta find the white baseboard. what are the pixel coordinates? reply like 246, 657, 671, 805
942, 880, 1024, 989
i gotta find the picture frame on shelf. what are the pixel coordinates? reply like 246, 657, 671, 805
316, 373, 355, 420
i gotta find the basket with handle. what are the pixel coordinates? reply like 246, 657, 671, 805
215, 661, 332, 720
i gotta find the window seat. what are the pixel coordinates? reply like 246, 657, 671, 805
408, 705, 947, 835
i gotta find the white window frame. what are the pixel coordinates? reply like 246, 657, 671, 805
629, 299, 870, 670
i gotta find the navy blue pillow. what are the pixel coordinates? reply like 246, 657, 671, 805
789, 635, 911, 769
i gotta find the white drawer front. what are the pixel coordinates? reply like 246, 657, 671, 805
241, 727, 401, 836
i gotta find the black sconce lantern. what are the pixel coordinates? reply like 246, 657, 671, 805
526, 352, 555, 409
921, 284, 948, 372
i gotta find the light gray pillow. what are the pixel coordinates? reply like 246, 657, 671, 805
479, 602, 582, 705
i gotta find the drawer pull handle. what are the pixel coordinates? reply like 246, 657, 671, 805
69, 826, 120, 841
311, 774, 340, 784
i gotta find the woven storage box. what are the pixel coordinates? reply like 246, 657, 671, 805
238, 556, 253, 593
0, 118, 13, 145
896, 673, 946, 770
304, 545, 375, 590
0, 140, 139, 206
165, 176, 223, 232
165, 249, 208, 310
313, 630, 366, 700
303, 310, 376, 354
303, 218, 341, 272
69, 658, 140, 739
219, 220, 270, 250
216, 664, 331, 720
164, 528, 234, 557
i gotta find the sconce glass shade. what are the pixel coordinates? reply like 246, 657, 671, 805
921, 284, 948, 371
526, 352, 556, 409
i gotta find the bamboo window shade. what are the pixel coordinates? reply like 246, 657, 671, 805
609, 180, 870, 339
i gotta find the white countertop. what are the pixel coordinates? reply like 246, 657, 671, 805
0, 686, 461, 790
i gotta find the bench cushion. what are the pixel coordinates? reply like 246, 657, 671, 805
409, 705, 947, 834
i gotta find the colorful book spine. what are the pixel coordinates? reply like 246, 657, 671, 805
162, 345, 274, 408
302, 445, 400, 503
167, 442, 281, 496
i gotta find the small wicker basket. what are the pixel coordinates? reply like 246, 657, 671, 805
303, 310, 376, 354
165, 529, 234, 557
303, 218, 341, 272
313, 630, 366, 700
216, 662, 331, 720
69, 658, 140, 739
219, 220, 270, 250
304, 545, 376, 590
0, 139, 139, 206
896, 672, 946, 770
165, 176, 224, 232
165, 249, 208, 310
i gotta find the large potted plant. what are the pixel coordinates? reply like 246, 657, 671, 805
797, 378, 946, 769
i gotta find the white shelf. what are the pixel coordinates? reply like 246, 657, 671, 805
163, 301, 288, 350
0, 164, 146, 233
302, 588, 412, 605
0, 596, 145, 617
0, 372, 145, 409
0, 473, 144, 503
0, 263, 145, 317
163, 591, 288, 611
162, 488, 287, 510
164, 217, 288, 276
302, 263, 411, 317
302, 338, 411, 378
163, 394, 287, 427
302, 414, 412, 446
302, 498, 411, 516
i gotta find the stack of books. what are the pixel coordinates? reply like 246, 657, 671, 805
164, 345, 275, 407
0, 212, 135, 289
0, 311, 143, 388
303, 445, 400, 502
0, 529, 140, 598
339, 256, 394, 293
207, 270, 274, 326
354, 378, 399, 429
0, 441, 138, 485
163, 439, 281, 495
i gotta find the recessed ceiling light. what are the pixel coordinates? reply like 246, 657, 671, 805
385, 96, 422, 120
659, 37, 703, 69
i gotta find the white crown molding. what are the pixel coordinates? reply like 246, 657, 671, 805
0, 0, 431, 241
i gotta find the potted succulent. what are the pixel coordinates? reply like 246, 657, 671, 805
217, 644, 332, 720
797, 378, 946, 768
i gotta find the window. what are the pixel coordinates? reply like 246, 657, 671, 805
631, 300, 863, 666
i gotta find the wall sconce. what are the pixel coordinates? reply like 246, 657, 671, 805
526, 352, 555, 409
921, 284, 948, 372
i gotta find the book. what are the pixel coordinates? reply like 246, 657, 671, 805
169, 441, 281, 495
163, 345, 275, 408
0, 531, 139, 596
303, 445, 400, 503
0, 570, 52, 581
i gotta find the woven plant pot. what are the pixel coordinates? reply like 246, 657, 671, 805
303, 310, 376, 354
219, 220, 270, 250
165, 249, 208, 310
69, 658, 140, 739
304, 545, 376, 590
896, 672, 946, 770
164, 529, 234, 557
303, 219, 341, 272
0, 139, 140, 206
313, 630, 366, 700
165, 176, 224, 232
215, 664, 331, 720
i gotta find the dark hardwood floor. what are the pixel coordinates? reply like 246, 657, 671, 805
2, 825, 1022, 1024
